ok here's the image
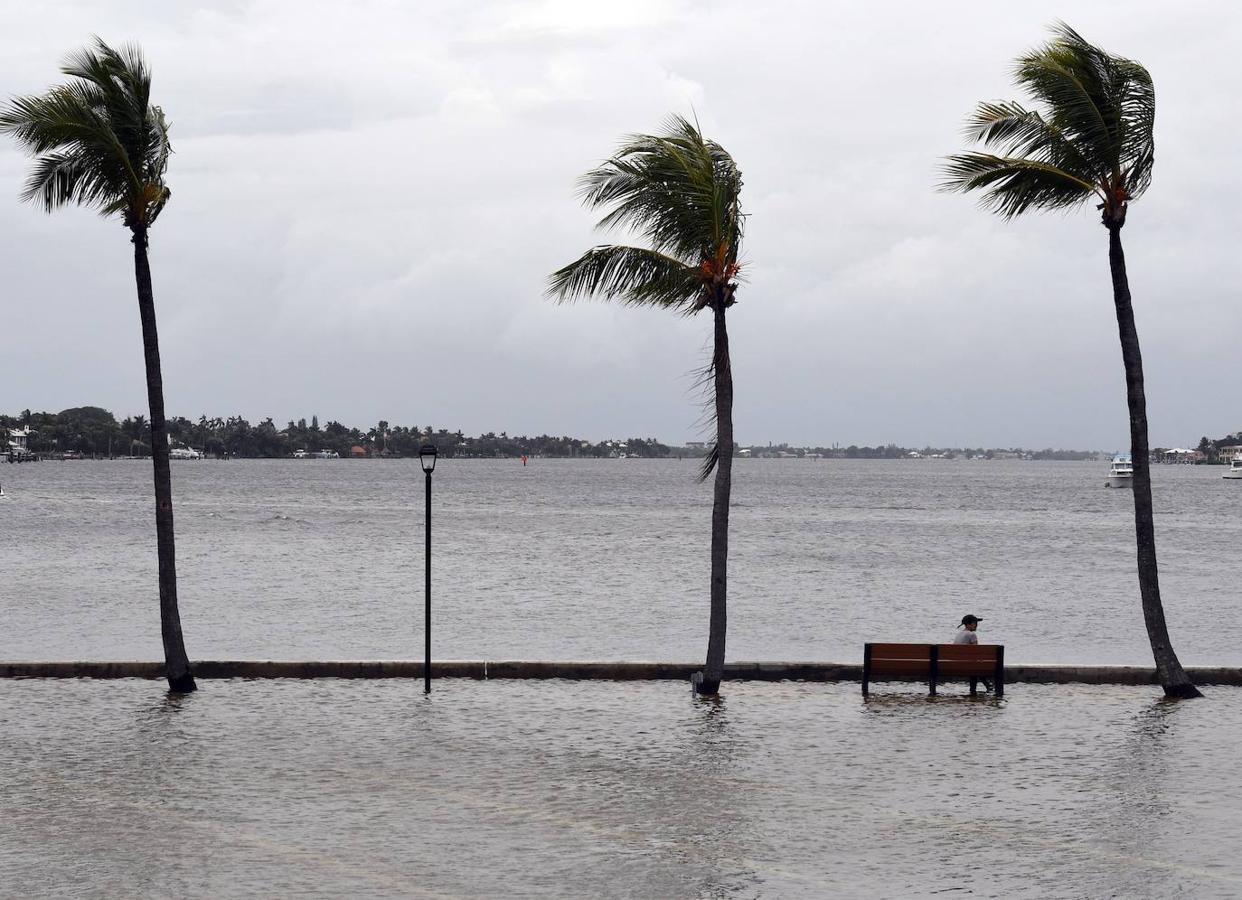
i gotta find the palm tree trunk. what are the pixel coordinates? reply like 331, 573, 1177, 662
698, 304, 734, 695
133, 227, 196, 693
1107, 223, 1199, 698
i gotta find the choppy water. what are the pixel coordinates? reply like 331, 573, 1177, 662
2, 678, 1240, 898
1, 458, 1239, 664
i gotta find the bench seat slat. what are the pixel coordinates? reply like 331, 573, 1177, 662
868, 659, 932, 674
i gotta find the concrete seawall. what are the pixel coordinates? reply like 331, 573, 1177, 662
2, 660, 1241, 685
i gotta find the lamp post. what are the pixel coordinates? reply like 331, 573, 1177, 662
419, 444, 438, 693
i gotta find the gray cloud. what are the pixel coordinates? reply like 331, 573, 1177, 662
2, 0, 1239, 448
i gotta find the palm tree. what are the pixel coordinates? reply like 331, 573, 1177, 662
1, 39, 196, 692
549, 115, 744, 695
942, 23, 1199, 698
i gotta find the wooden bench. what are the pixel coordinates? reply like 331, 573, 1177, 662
862, 643, 1004, 697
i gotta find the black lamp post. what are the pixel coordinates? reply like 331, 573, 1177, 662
419, 444, 438, 693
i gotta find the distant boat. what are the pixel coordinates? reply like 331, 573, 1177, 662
292, 449, 309, 459
1106, 454, 1133, 488
170, 447, 202, 460
312, 449, 340, 459
1224, 453, 1242, 480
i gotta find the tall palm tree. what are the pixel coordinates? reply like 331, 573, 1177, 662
1, 39, 196, 692
943, 23, 1199, 697
549, 115, 744, 695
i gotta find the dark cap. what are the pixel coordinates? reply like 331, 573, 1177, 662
960, 614, 982, 626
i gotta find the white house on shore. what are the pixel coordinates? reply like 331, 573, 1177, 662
7, 426, 31, 453
1156, 448, 1205, 464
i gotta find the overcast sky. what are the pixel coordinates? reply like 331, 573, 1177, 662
1, 1, 1238, 448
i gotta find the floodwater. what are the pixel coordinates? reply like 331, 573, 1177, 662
1, 458, 1239, 664
2, 678, 1239, 898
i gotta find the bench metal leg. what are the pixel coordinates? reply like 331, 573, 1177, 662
928, 646, 939, 696
995, 646, 1005, 697
862, 644, 872, 697
969, 677, 978, 697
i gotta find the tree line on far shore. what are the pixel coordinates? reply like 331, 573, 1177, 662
1, 407, 673, 460
4, 407, 1103, 461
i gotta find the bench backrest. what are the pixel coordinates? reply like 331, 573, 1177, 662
866, 642, 1000, 675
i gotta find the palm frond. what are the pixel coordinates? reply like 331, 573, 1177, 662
21, 149, 116, 212
689, 352, 722, 482
942, 153, 1095, 217
1016, 32, 1117, 175
548, 245, 701, 311
697, 442, 719, 483
1111, 56, 1155, 198
964, 101, 1094, 175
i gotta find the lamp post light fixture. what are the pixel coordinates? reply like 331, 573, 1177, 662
419, 444, 438, 693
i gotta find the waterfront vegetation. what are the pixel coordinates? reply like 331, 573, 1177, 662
2, 407, 1109, 461
0, 407, 675, 460
1, 25, 1211, 700
0, 40, 195, 692
549, 116, 744, 694
942, 23, 1199, 697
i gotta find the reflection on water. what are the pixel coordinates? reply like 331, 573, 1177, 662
2, 680, 1239, 898
685, 696, 763, 899
1091, 698, 1182, 867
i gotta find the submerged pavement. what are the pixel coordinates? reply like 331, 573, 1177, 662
3, 658, 1242, 685
3, 678, 1239, 898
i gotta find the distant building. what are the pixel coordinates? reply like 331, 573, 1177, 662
1157, 448, 1204, 464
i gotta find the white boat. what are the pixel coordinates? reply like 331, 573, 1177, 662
1224, 453, 1242, 480
170, 447, 202, 460
1106, 453, 1133, 488
312, 449, 340, 459
292, 449, 308, 459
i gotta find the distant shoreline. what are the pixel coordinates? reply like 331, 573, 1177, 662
7, 406, 1231, 463
8, 451, 1107, 462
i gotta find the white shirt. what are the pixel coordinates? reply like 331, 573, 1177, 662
953, 629, 978, 645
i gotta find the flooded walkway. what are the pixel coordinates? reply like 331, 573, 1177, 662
2, 679, 1238, 898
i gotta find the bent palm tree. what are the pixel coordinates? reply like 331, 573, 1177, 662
943, 23, 1199, 697
1, 39, 196, 692
550, 116, 744, 695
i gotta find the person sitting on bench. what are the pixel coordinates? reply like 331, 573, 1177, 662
953, 614, 992, 692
